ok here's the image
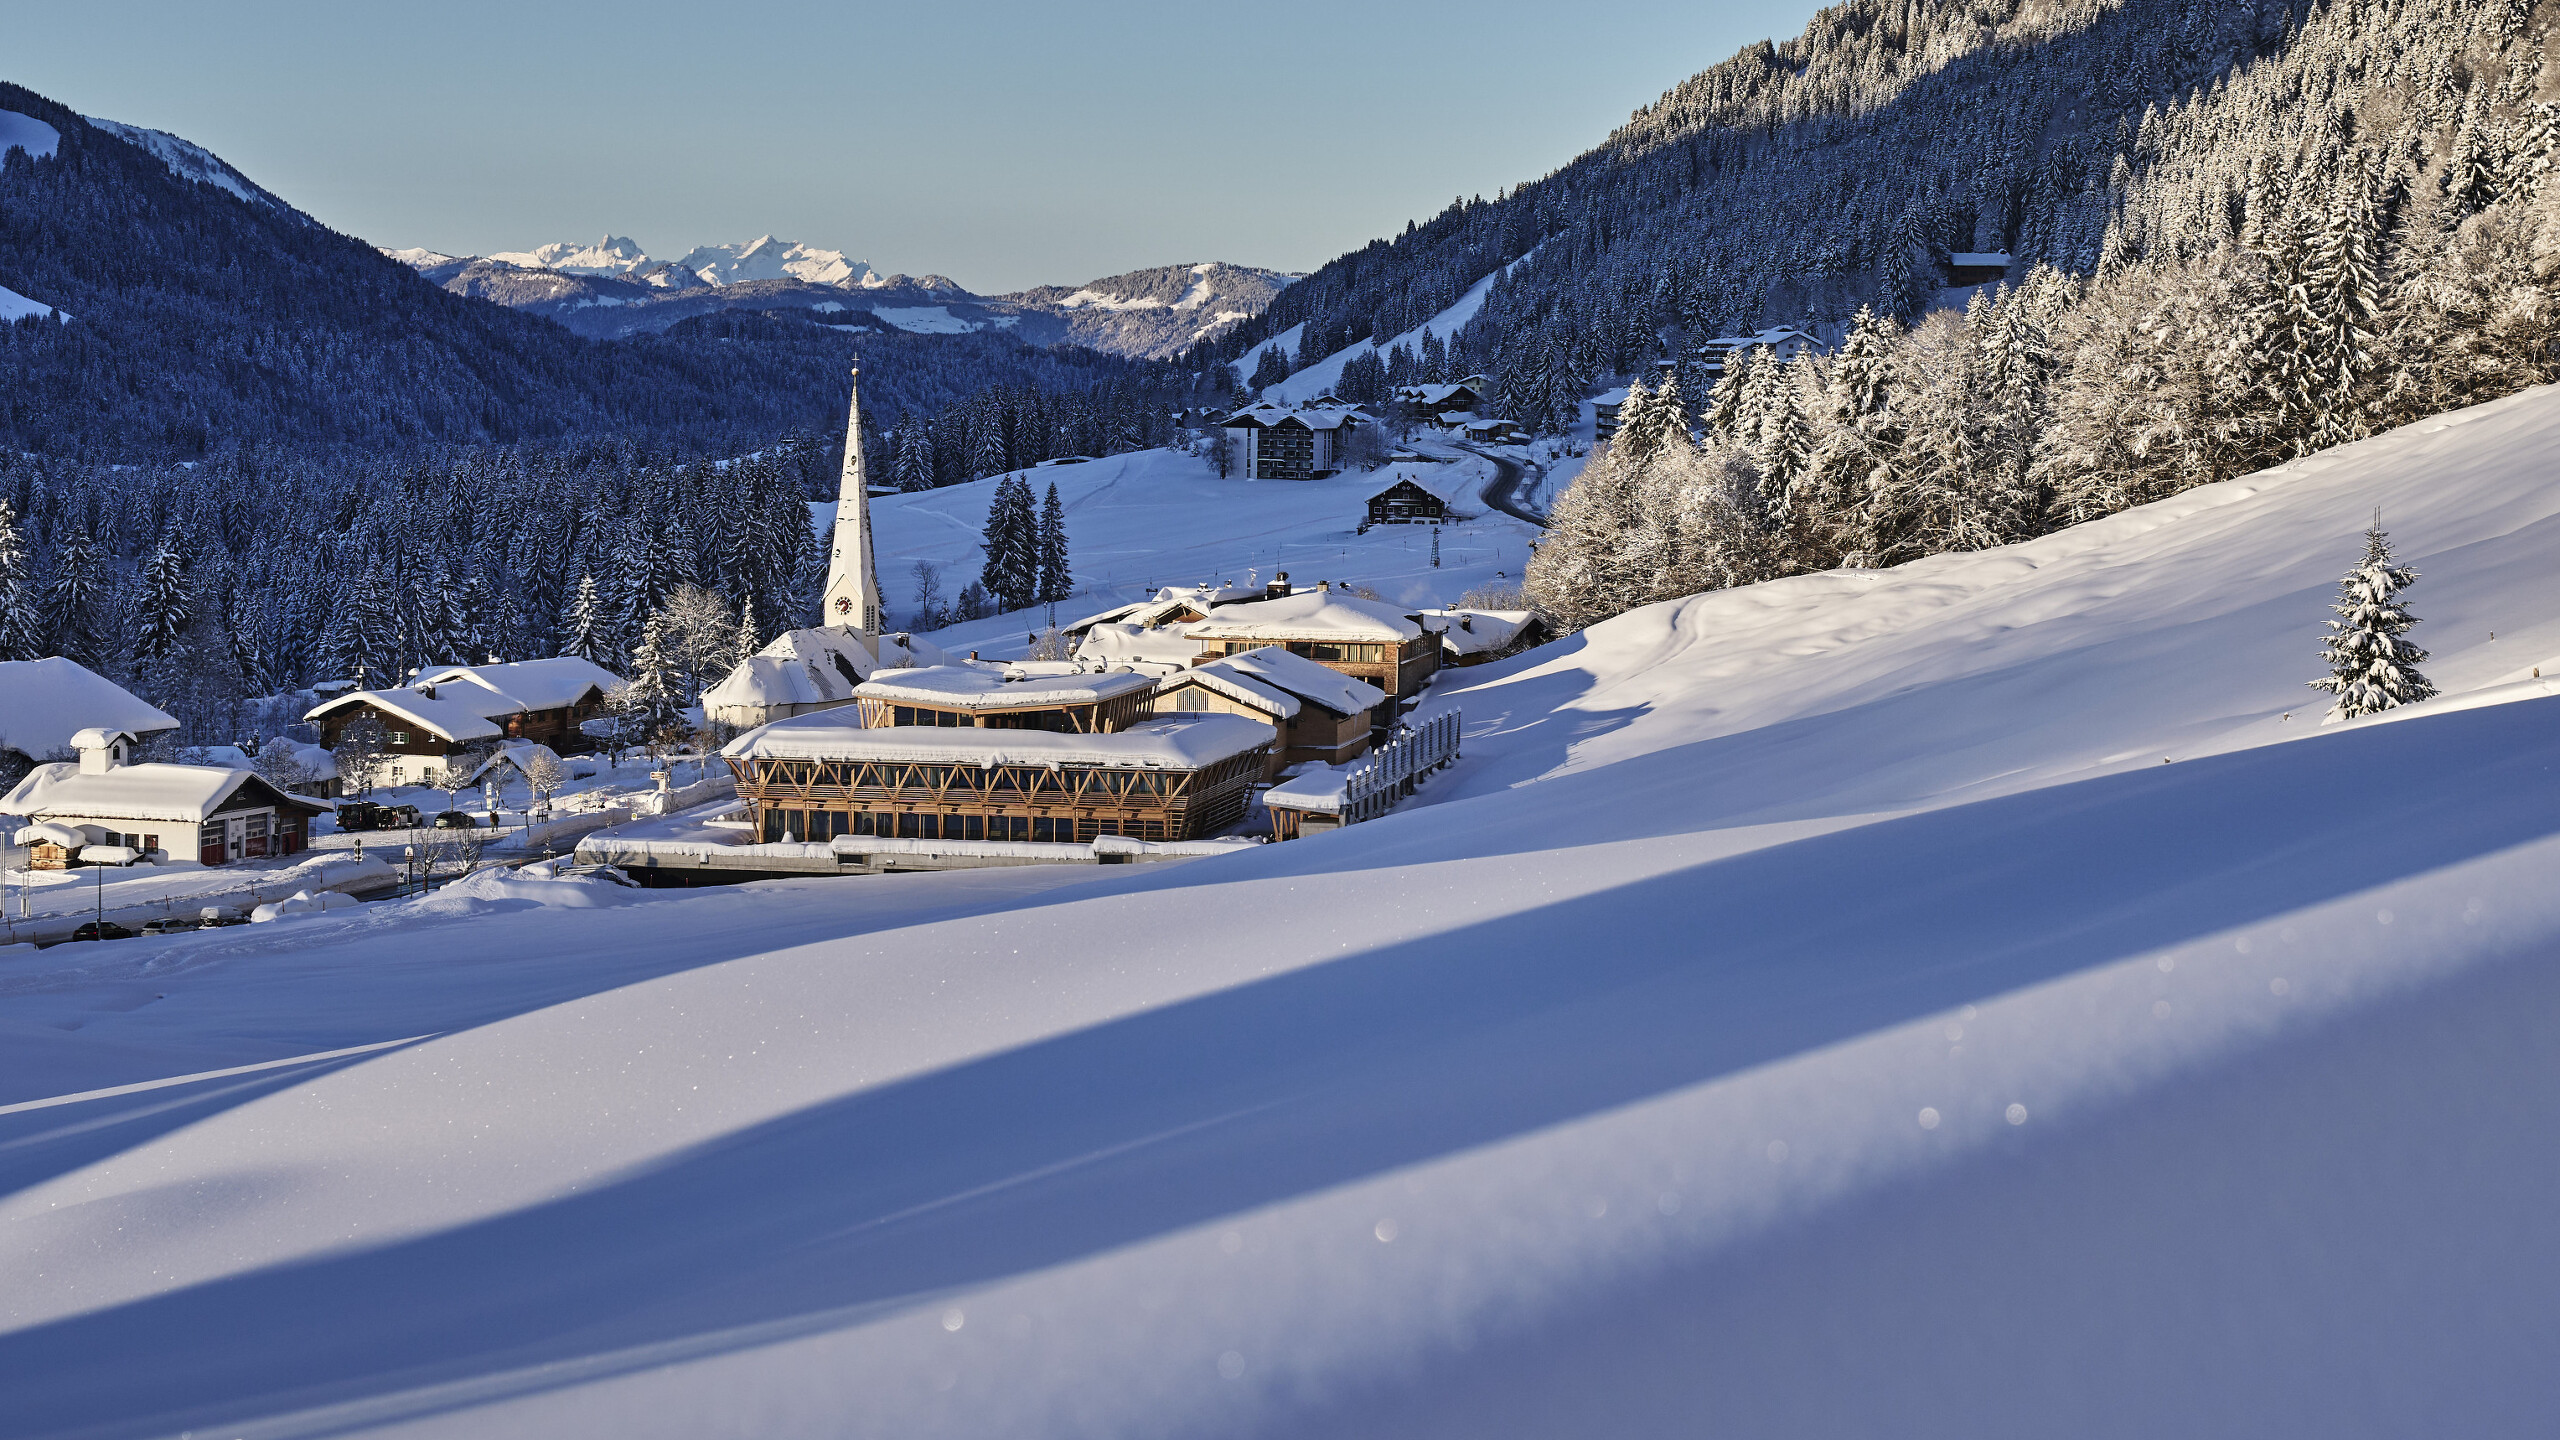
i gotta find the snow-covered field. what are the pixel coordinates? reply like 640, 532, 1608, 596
9, 386, 2560, 1437
859, 444, 1541, 657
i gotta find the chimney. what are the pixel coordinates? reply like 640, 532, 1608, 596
1266, 571, 1291, 600
1318, 580, 1332, 593
74, 729, 130, 775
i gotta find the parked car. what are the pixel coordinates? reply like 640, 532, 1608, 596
379, 804, 422, 829
70, 921, 135, 942
138, 916, 198, 936
335, 801, 385, 832
430, 810, 477, 830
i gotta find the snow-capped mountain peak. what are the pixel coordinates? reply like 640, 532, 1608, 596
380, 247, 461, 269
675, 236, 877, 288
484, 235, 652, 276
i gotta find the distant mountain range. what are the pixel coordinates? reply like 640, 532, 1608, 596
0, 83, 1191, 456
381, 238, 1293, 359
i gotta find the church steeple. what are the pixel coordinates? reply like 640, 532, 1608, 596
821, 366, 883, 636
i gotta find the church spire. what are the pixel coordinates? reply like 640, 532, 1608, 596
821, 366, 883, 637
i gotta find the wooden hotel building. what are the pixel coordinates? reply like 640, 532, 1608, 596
723, 666, 1273, 844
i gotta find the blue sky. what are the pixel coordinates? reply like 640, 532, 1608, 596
12, 0, 1822, 293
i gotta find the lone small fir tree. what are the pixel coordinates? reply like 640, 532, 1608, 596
2309, 517, 2435, 722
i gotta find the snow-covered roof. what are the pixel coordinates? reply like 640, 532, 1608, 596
1703, 327, 1824, 353
12, 821, 86, 848
1159, 665, 1300, 721
701, 627, 946, 711
1204, 648, 1385, 717
1263, 763, 1352, 814
854, 665, 1158, 710
1222, 401, 1364, 432
1392, 379, 1488, 406
4, 761, 324, 824
463, 740, 562, 784
1417, 608, 1537, 657
724, 713, 1273, 770
1076, 622, 1211, 669
414, 657, 622, 716
1185, 590, 1424, 643
1068, 581, 1269, 637
0, 658, 177, 761
1368, 471, 1470, 508
304, 687, 505, 743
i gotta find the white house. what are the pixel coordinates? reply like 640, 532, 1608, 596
5, 728, 328, 866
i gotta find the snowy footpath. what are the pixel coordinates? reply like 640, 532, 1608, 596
9, 388, 2560, 1437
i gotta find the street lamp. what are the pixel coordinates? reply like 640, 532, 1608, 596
403, 845, 417, 896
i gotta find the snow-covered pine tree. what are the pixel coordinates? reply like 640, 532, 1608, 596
561, 574, 611, 665
134, 539, 190, 666
2309, 518, 2436, 722
0, 498, 40, 662
1035, 482, 1072, 606
1807, 305, 1902, 565
1248, 345, 1292, 392
614, 614, 685, 743
2303, 169, 2385, 453
967, 402, 1009, 482
979, 476, 1039, 612
43, 523, 106, 667
896, 426, 936, 492
1757, 353, 1816, 539
420, 566, 470, 663
732, 597, 760, 674
1610, 376, 1662, 463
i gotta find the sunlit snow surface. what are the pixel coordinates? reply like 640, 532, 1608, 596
845, 444, 1542, 658
9, 390, 2560, 1436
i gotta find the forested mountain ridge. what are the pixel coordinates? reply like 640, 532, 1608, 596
1205, 0, 2540, 414
995, 263, 1298, 359
0, 83, 1182, 457
1167, 1, 2560, 633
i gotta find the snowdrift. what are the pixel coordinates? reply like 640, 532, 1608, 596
9, 388, 2560, 1437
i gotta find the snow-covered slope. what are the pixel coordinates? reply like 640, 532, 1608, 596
0, 109, 59, 161
10, 389, 2560, 1438
82, 116, 301, 217
1252, 251, 1523, 404
0, 282, 65, 323
860, 444, 1536, 652
998, 262, 1296, 359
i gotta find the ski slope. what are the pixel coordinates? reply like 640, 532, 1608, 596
10, 387, 2560, 1437
1257, 259, 1511, 405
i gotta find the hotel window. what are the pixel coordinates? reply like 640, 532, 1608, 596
385, 730, 410, 745
1174, 689, 1211, 711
